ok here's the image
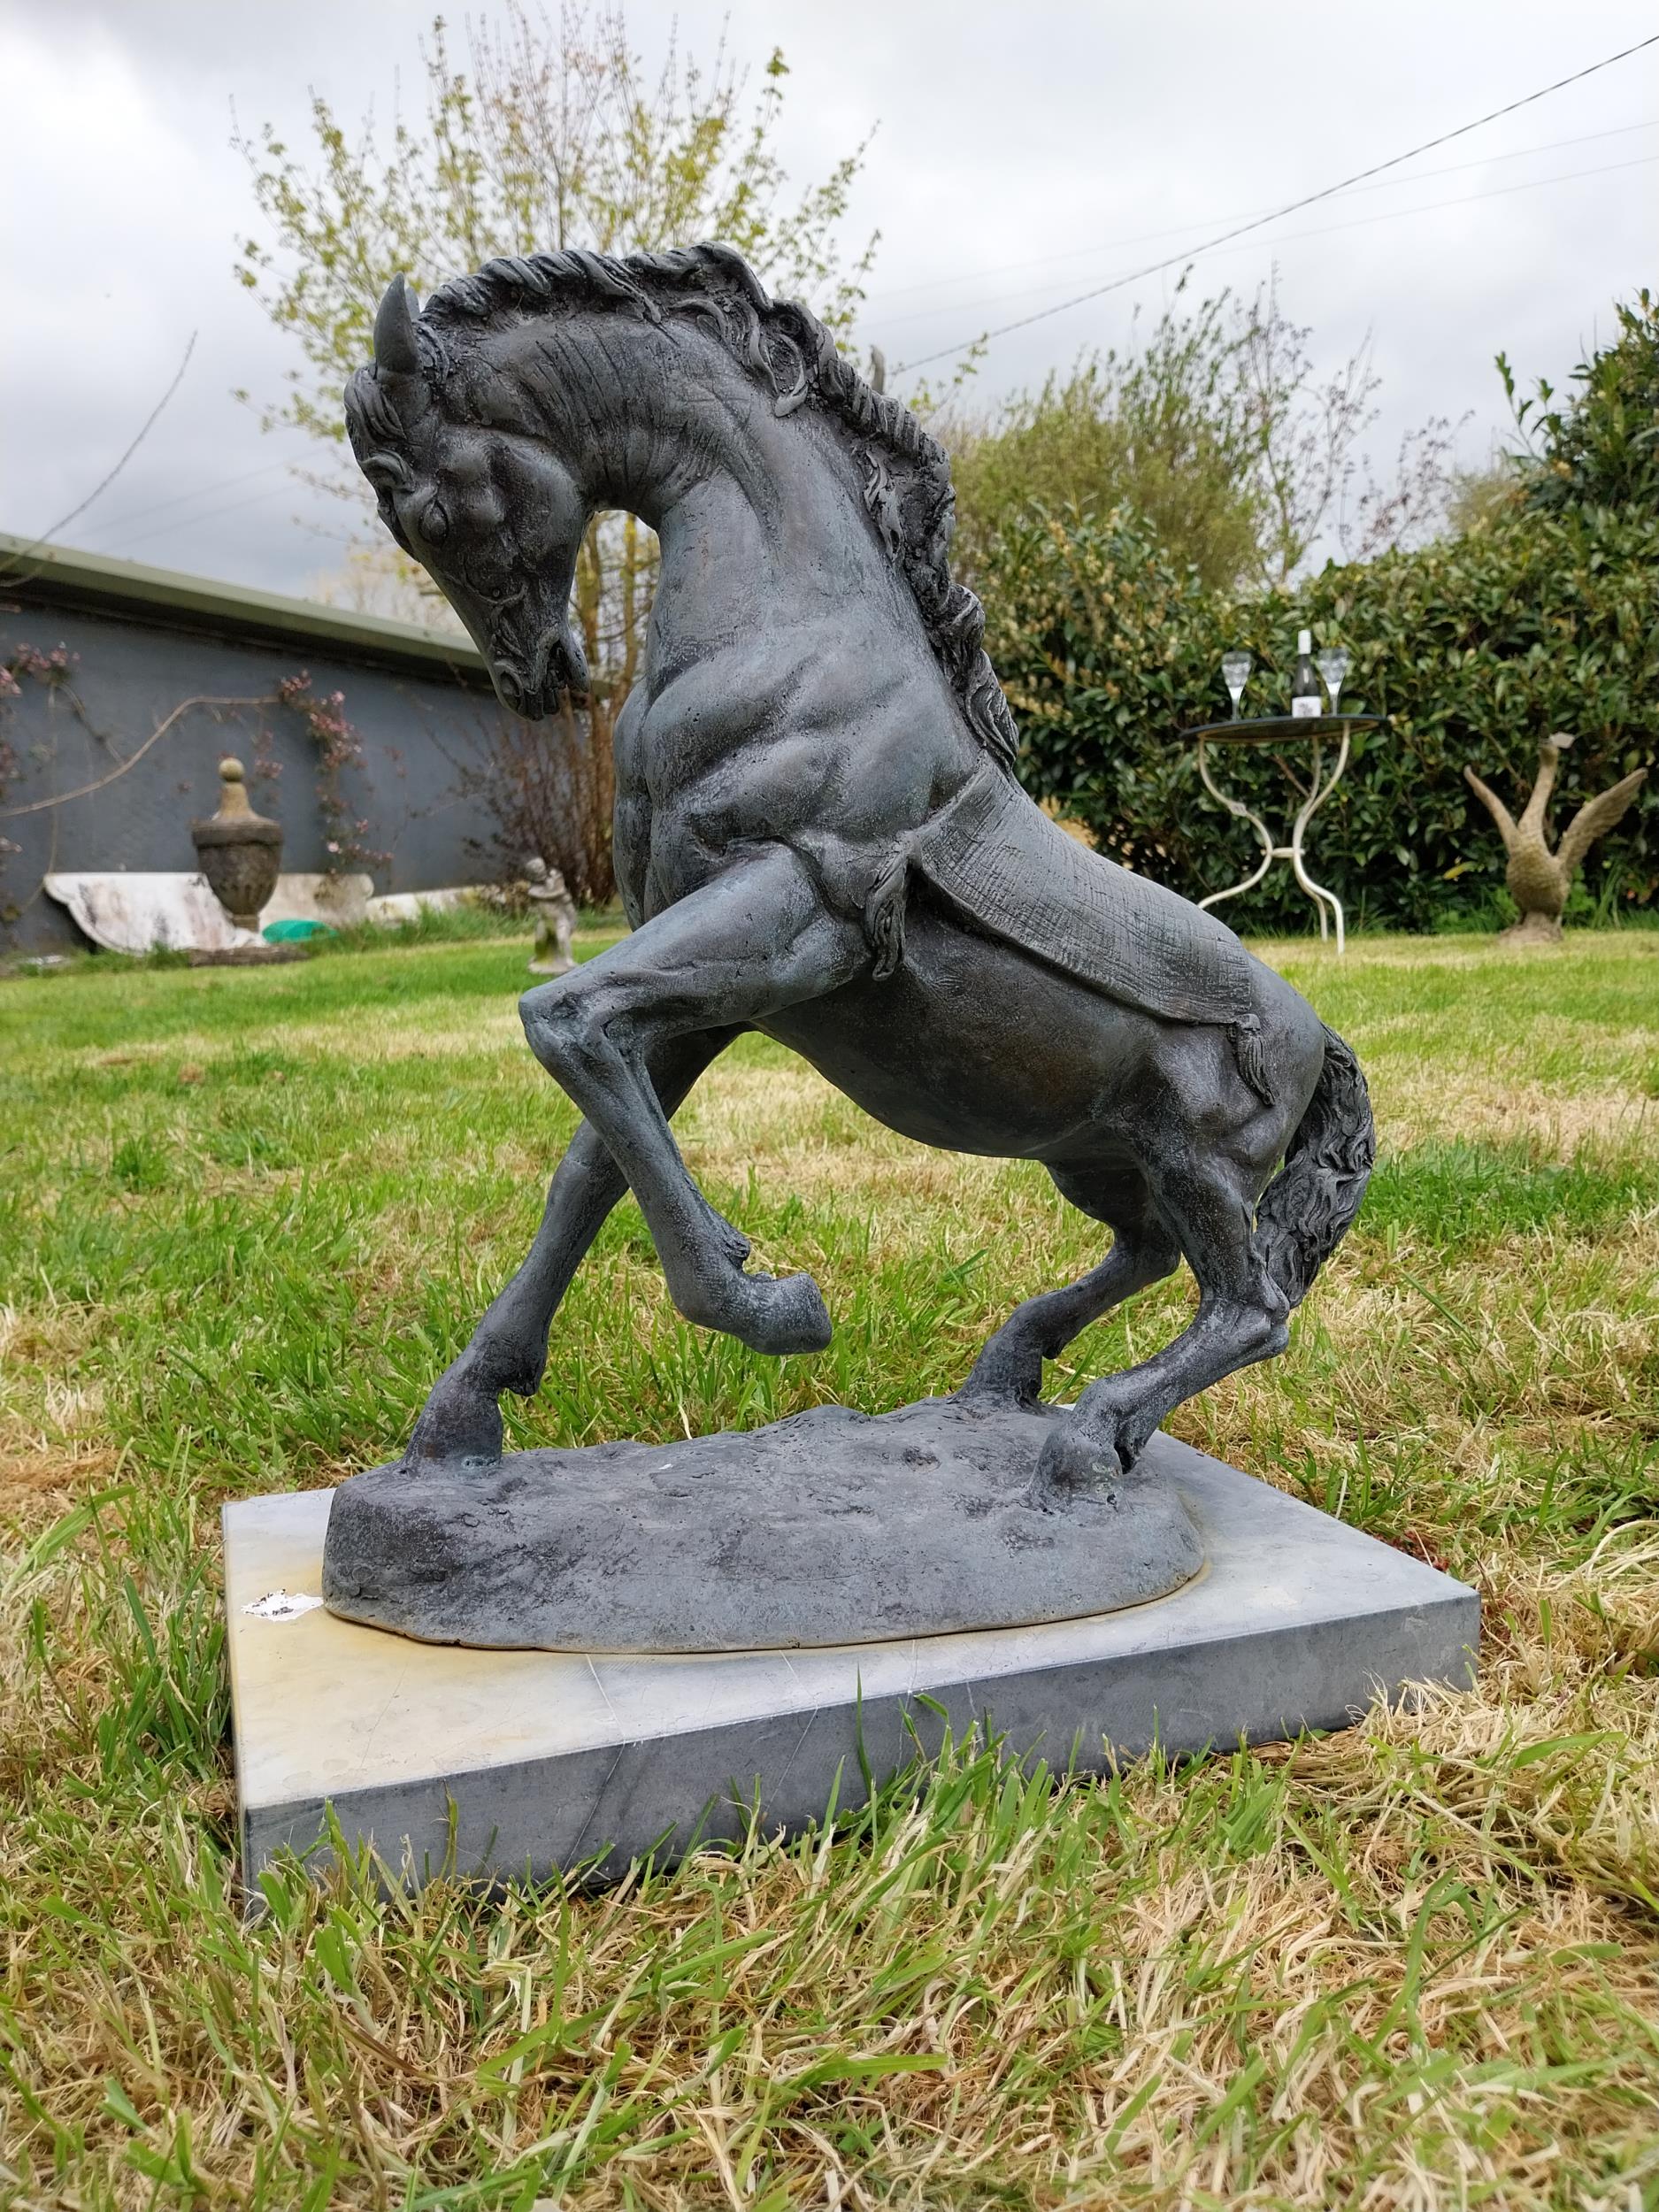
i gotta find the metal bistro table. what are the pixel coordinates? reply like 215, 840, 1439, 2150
1184, 714, 1380, 956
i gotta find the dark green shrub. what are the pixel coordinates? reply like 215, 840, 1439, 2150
1509, 288, 1659, 520
984, 502, 1659, 933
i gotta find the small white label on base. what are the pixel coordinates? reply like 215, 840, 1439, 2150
244, 1589, 324, 1622
1291, 696, 1321, 718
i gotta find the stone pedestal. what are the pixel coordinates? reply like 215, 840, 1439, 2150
225, 1432, 1478, 1890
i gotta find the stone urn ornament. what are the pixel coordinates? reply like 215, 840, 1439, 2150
1464, 733, 1647, 945
190, 757, 283, 933
524, 856, 577, 976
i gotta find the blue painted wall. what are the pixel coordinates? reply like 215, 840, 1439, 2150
2, 596, 515, 952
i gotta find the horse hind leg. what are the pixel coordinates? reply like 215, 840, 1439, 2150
958, 1168, 1180, 1408
1027, 1152, 1291, 1509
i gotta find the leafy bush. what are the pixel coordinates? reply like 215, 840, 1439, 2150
944, 298, 1262, 593
1508, 288, 1659, 520
943, 275, 1458, 597
984, 502, 1659, 933
981, 505, 1223, 877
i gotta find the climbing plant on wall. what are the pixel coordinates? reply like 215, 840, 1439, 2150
0, 657, 388, 933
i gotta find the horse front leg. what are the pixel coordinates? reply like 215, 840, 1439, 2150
518, 847, 866, 1356
404, 1027, 742, 1470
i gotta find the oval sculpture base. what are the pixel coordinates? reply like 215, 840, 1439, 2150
320, 1397, 1205, 1654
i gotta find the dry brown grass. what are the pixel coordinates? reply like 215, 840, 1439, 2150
1, 929, 1656, 2208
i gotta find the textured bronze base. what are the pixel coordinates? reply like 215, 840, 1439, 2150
322, 1397, 1206, 1654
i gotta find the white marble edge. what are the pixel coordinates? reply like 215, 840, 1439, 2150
223, 1440, 1476, 1813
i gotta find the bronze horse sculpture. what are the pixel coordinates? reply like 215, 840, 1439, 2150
345, 245, 1374, 1510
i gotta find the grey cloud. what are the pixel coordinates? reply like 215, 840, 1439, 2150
3, 0, 1653, 595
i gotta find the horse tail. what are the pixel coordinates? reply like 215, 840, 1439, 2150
1253, 1022, 1375, 1310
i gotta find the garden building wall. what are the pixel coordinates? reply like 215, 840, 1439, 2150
0, 535, 518, 953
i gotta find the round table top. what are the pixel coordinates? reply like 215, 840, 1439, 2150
1184, 712, 1383, 746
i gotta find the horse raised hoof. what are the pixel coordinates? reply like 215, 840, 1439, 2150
725, 1270, 833, 1356
1023, 1419, 1125, 1513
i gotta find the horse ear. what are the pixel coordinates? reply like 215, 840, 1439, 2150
374, 274, 422, 377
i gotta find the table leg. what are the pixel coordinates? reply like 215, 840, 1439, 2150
1194, 740, 1275, 916
1288, 733, 1351, 956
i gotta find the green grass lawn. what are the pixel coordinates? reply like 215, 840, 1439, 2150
2, 929, 1656, 2209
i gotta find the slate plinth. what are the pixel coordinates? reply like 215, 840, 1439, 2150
320, 1398, 1205, 1652
227, 1433, 1478, 1891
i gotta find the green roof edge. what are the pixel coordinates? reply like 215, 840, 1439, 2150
0, 531, 490, 683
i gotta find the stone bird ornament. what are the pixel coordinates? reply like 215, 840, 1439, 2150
1463, 733, 1647, 944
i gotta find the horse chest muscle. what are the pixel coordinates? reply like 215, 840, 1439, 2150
618, 632, 967, 915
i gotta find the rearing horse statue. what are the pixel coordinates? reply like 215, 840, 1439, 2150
345, 245, 1374, 1508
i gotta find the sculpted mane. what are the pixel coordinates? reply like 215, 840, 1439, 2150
349, 242, 1018, 769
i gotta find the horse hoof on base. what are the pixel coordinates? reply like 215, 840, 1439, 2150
956, 1340, 1043, 1409
1024, 1423, 1123, 1512
734, 1271, 833, 1356
404, 1374, 505, 1472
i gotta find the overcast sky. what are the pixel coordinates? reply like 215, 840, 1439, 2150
3, 0, 1655, 603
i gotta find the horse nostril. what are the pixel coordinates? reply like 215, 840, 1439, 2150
494, 664, 525, 710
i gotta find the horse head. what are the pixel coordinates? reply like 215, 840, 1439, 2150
345, 275, 591, 718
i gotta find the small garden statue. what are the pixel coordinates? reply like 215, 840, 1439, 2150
1463, 733, 1647, 945
525, 856, 576, 975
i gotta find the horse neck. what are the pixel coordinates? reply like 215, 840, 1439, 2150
542, 316, 906, 641
663, 426, 917, 686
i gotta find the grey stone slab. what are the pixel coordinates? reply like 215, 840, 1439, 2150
321, 1398, 1205, 1652
225, 1435, 1478, 1890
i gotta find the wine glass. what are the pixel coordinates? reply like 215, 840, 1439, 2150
1316, 648, 1350, 713
1221, 650, 1252, 721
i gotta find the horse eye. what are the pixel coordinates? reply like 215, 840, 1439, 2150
421, 498, 450, 546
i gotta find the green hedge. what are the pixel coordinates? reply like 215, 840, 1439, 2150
982, 503, 1659, 932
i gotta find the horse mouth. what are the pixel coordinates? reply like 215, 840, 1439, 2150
492, 624, 588, 719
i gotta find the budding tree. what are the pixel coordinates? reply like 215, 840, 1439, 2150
235, 4, 877, 897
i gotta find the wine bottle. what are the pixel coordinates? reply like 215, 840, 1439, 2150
1291, 629, 1322, 719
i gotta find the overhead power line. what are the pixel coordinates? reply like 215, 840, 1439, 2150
886, 152, 1659, 341
894, 33, 1659, 374
867, 116, 1659, 326
0, 334, 199, 586
112, 478, 299, 557
74, 458, 295, 546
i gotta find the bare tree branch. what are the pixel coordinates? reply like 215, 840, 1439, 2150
0, 693, 269, 819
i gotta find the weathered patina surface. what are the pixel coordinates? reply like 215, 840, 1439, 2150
325, 245, 1376, 1649
323, 1398, 1204, 1652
